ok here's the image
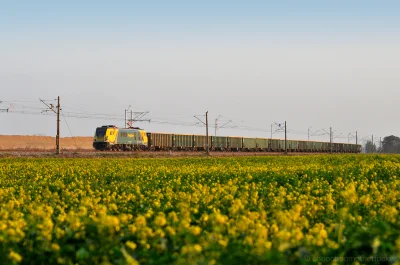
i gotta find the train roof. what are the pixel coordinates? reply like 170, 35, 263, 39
146, 132, 360, 145
96, 125, 144, 130
122, 127, 143, 130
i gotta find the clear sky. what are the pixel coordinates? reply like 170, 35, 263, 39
1, 1, 399, 145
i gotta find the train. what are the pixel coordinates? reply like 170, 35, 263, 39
93, 125, 361, 153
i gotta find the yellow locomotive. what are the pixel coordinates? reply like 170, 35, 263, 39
93, 125, 148, 151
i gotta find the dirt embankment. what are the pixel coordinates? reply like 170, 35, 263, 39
0, 135, 93, 151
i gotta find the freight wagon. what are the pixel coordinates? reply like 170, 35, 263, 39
194, 135, 212, 151
146, 132, 173, 150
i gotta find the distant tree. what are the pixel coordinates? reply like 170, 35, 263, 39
382, 135, 400, 153
365, 140, 376, 153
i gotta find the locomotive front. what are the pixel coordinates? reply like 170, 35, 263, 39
93, 125, 118, 150
93, 125, 148, 151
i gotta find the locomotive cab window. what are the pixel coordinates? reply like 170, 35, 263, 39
95, 128, 106, 137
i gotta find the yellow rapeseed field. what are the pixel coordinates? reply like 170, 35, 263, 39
0, 155, 400, 264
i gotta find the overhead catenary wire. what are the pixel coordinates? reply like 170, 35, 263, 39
0, 98, 368, 144
0, 108, 351, 139
2, 108, 358, 140
1, 100, 277, 134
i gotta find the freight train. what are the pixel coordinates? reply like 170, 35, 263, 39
93, 125, 361, 153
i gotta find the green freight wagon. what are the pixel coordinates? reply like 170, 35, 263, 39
344, 143, 351, 152
341, 143, 345, 152
228, 137, 243, 150
193, 135, 211, 151
315, 142, 322, 151
333, 143, 340, 153
337, 143, 342, 152
307, 141, 316, 152
287, 140, 298, 151
319, 142, 325, 152
346, 144, 351, 152
147, 132, 173, 150
333, 143, 338, 152
342, 144, 348, 152
348, 144, 353, 152
353, 144, 361, 153
256, 138, 269, 150
270, 139, 280, 151
337, 143, 344, 153
314, 141, 323, 151
243, 138, 257, 150
212, 136, 228, 150
331, 143, 336, 152
174, 134, 193, 150
298, 140, 308, 151
329, 143, 335, 152
322, 142, 330, 152
286, 140, 292, 150
279, 140, 285, 151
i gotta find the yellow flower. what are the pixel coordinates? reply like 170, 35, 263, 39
154, 213, 167, 227
126, 241, 137, 251
193, 244, 202, 253
215, 213, 227, 225
191, 226, 201, 236
218, 239, 229, 248
121, 247, 139, 265
372, 237, 381, 254
135, 215, 147, 227
51, 243, 61, 251
9, 250, 22, 263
